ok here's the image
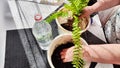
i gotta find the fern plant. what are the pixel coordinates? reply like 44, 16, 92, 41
46, 0, 89, 68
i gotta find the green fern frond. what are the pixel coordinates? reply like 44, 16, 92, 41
46, 11, 68, 23
72, 15, 86, 68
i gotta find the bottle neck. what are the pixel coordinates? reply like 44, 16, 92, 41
34, 14, 42, 22
35, 20, 41, 23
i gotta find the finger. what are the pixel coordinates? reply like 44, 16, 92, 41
60, 50, 67, 60
63, 58, 72, 62
63, 58, 69, 62
79, 13, 87, 19
61, 55, 65, 59
60, 52, 65, 59
62, 48, 68, 52
60, 49, 67, 55
63, 55, 73, 62
63, 59, 67, 62
60, 51, 64, 55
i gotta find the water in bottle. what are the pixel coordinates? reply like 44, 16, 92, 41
32, 14, 53, 50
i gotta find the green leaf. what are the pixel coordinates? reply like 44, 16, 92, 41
46, 11, 68, 23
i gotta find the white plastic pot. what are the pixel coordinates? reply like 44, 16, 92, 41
55, 7, 91, 34
47, 34, 90, 68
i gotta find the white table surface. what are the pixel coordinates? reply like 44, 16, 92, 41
0, 0, 16, 68
0, 0, 114, 68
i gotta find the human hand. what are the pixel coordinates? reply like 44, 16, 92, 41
60, 45, 91, 62
79, 6, 94, 18
60, 46, 74, 62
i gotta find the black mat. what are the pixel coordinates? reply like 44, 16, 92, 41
5, 29, 30, 68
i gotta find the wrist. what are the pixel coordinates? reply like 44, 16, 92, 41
91, 0, 107, 12
88, 6, 96, 14
82, 46, 92, 62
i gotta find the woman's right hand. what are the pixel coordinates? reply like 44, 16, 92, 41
79, 6, 94, 18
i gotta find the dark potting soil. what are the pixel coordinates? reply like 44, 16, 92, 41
61, 18, 88, 31
52, 42, 74, 68
61, 19, 74, 31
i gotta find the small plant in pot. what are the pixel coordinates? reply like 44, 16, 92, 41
46, 0, 90, 68
55, 7, 90, 34
47, 34, 90, 68
46, 0, 90, 34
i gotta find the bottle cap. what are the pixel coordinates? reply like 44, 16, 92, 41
34, 14, 42, 21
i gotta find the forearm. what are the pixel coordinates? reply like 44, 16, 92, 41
83, 44, 120, 64
90, 0, 120, 13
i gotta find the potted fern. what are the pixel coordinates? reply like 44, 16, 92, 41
46, 0, 90, 68
46, 0, 90, 34
55, 7, 90, 34
47, 34, 90, 68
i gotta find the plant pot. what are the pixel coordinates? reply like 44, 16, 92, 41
47, 34, 90, 68
56, 7, 91, 34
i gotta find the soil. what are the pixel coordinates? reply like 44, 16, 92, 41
52, 42, 74, 68
61, 18, 88, 31
61, 19, 74, 31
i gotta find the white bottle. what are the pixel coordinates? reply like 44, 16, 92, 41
32, 14, 53, 50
